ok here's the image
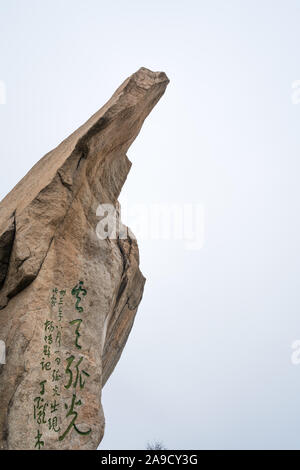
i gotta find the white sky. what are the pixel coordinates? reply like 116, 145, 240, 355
1, 0, 300, 450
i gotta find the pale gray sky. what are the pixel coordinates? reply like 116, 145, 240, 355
1, 0, 300, 450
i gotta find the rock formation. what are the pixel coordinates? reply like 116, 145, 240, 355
0, 67, 169, 450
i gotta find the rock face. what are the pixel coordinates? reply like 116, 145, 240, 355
0, 68, 169, 450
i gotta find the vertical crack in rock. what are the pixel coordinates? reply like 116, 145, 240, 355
0, 213, 16, 289
0, 67, 169, 450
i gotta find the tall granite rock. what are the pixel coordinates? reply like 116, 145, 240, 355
0, 68, 169, 450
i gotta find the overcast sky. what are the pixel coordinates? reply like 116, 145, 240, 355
1, 0, 300, 450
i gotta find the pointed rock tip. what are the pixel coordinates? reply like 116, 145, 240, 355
132, 67, 170, 89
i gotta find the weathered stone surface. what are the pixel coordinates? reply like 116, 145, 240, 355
0, 67, 169, 450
